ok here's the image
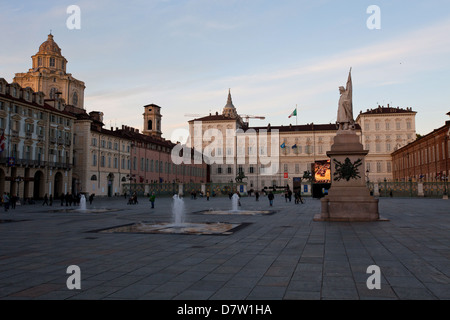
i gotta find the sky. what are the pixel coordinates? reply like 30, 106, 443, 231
1, 0, 450, 142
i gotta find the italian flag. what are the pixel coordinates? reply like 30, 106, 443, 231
288, 108, 297, 118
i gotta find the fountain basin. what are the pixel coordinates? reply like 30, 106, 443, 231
44, 208, 121, 214
194, 210, 276, 216
92, 221, 250, 236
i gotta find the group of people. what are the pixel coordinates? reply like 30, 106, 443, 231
1, 192, 18, 212
42, 192, 95, 206
126, 192, 139, 205
284, 190, 304, 204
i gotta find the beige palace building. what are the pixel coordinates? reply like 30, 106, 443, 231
188, 91, 362, 193
188, 92, 418, 192
356, 105, 417, 182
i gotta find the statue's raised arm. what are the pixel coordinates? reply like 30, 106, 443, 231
337, 68, 354, 130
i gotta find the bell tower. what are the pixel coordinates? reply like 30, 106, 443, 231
143, 104, 162, 138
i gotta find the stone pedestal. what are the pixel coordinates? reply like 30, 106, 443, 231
314, 130, 381, 222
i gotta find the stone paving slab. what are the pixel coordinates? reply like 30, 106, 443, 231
0, 195, 449, 300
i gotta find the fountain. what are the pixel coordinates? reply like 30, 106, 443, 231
94, 194, 249, 236
172, 194, 185, 226
194, 193, 276, 216
44, 193, 120, 214
79, 194, 87, 211
231, 193, 240, 212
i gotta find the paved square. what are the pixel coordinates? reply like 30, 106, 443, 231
0, 195, 449, 300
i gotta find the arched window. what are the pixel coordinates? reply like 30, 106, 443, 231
90, 175, 97, 181
72, 92, 78, 107
49, 88, 58, 99
147, 120, 152, 131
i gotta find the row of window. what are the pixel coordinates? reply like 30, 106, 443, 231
37, 56, 64, 70
364, 120, 413, 131
92, 154, 128, 170
0, 101, 72, 128
6, 145, 70, 163
91, 153, 206, 177
365, 134, 413, 141
216, 164, 305, 175
395, 142, 450, 170
366, 161, 392, 174
91, 137, 130, 152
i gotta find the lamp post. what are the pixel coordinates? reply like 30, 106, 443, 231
409, 177, 413, 197
384, 178, 387, 198
15, 175, 23, 204
443, 174, 448, 200
444, 127, 449, 199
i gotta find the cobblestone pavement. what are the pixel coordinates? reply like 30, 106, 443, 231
0, 195, 449, 300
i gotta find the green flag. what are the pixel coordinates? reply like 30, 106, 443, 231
289, 108, 297, 118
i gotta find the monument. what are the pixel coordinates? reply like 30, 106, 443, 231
315, 69, 380, 221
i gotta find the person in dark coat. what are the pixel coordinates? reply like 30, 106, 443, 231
268, 191, 274, 207
42, 194, 49, 206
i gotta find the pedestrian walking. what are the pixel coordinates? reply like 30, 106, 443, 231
89, 193, 94, 205
206, 191, 210, 201
42, 193, 49, 206
2, 192, 10, 212
149, 192, 156, 209
49, 194, 53, 206
255, 191, 260, 201
10, 194, 17, 209
268, 191, 274, 207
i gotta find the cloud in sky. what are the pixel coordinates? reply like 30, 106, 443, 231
93, 15, 450, 138
1, 1, 450, 140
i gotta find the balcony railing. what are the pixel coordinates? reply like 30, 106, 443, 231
0, 157, 72, 170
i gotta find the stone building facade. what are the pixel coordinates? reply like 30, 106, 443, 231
188, 91, 364, 193
0, 79, 75, 200
71, 111, 132, 197
188, 93, 420, 191
355, 105, 417, 182
392, 116, 450, 182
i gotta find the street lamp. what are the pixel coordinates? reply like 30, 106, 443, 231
384, 178, 387, 198
444, 127, 450, 199
409, 177, 413, 197
443, 174, 448, 199
15, 176, 23, 204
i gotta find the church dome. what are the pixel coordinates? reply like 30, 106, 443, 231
38, 34, 62, 55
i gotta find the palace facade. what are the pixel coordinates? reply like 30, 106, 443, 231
0, 78, 75, 199
188, 92, 418, 191
392, 114, 450, 182
356, 105, 417, 182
